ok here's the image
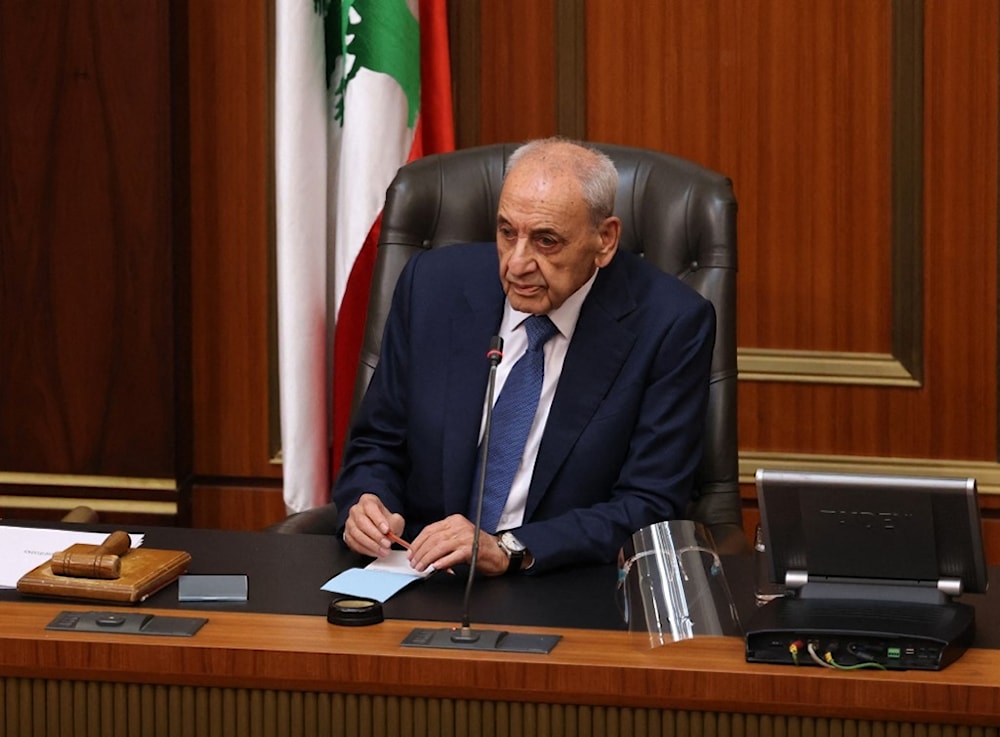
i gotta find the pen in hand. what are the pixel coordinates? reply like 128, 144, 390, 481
386, 531, 454, 575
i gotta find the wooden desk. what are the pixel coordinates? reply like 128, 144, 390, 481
2, 600, 1000, 736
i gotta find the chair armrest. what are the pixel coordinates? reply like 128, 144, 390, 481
61, 506, 99, 525
268, 505, 340, 535
706, 522, 751, 556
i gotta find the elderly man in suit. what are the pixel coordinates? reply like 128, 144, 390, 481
335, 138, 715, 576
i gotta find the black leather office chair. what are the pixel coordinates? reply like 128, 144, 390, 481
274, 142, 746, 552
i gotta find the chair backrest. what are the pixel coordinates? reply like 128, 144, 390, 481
353, 142, 742, 547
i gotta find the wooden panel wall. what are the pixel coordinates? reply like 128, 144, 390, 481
186, 0, 283, 529
0, 1, 189, 522
477, 0, 558, 143
186, 3, 279, 478
585, 0, 998, 467
0, 1, 284, 530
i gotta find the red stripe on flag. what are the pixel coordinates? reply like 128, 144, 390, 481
414, 0, 455, 157
331, 214, 380, 474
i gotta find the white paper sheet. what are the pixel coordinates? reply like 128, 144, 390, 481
320, 550, 433, 602
0, 527, 144, 588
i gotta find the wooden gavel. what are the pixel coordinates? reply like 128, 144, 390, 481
49, 530, 131, 580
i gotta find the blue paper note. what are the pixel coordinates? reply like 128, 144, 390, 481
321, 551, 430, 602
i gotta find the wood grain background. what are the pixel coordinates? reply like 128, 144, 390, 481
1, 1, 998, 557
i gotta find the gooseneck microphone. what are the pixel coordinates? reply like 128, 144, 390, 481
452, 335, 504, 643
400, 334, 561, 654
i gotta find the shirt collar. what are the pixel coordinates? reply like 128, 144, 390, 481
500, 268, 599, 341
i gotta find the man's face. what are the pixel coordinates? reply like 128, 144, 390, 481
496, 160, 619, 314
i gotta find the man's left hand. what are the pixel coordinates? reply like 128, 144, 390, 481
408, 515, 509, 575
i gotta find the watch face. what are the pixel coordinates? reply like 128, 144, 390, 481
500, 532, 526, 553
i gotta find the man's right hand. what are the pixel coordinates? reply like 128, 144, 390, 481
343, 493, 405, 558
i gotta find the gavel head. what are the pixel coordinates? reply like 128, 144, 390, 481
49, 530, 131, 580
52, 552, 122, 579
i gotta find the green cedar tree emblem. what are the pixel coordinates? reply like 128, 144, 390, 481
314, 0, 421, 127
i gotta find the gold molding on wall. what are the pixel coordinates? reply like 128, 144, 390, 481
0, 495, 176, 516
737, 348, 921, 386
738, 3, 925, 391
890, 0, 925, 382
0, 472, 176, 492
740, 452, 1000, 495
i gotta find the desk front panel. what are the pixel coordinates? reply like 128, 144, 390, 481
2, 601, 1000, 736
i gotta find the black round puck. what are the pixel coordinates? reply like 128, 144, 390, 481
327, 596, 384, 626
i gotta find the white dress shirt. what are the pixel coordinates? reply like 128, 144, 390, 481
480, 270, 598, 531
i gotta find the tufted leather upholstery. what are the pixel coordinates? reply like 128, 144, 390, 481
276, 143, 745, 551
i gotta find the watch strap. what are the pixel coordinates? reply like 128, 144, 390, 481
504, 547, 523, 574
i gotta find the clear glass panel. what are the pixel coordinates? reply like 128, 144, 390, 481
618, 520, 743, 647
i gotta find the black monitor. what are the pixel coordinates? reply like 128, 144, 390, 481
756, 469, 989, 595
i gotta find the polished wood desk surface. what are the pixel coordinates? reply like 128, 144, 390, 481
2, 523, 1000, 726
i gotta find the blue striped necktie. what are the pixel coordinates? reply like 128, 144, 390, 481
476, 314, 559, 534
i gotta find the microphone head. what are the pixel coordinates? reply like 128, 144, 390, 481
486, 336, 504, 366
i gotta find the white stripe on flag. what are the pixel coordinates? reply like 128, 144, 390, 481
275, 0, 331, 513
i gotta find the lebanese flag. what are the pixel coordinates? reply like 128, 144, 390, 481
275, 0, 454, 513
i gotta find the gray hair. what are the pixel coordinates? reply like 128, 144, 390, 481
505, 137, 618, 228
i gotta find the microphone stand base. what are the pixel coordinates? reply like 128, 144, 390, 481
401, 626, 561, 654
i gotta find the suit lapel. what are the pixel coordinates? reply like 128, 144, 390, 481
441, 264, 505, 515
525, 256, 637, 518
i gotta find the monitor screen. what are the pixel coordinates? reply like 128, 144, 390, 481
756, 470, 989, 594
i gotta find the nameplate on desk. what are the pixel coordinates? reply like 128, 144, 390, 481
46, 610, 206, 637
402, 627, 561, 654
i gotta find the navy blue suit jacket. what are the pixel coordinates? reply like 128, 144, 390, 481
333, 242, 715, 573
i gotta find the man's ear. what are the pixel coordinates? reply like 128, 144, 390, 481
595, 216, 621, 268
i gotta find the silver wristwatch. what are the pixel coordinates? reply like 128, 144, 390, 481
497, 531, 527, 574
